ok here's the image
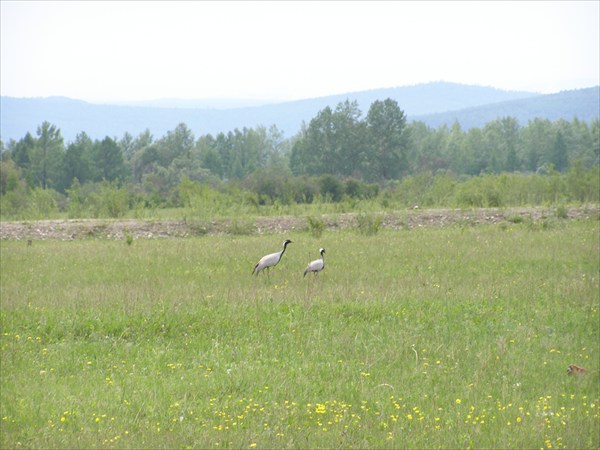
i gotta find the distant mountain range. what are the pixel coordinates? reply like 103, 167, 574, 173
1, 82, 598, 144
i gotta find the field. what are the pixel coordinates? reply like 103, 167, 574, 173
1, 212, 599, 449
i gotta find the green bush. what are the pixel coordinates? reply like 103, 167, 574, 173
87, 181, 129, 218
124, 230, 134, 246
306, 216, 326, 238
227, 218, 255, 235
26, 188, 60, 218
555, 204, 568, 219
356, 212, 382, 235
2, 165, 599, 220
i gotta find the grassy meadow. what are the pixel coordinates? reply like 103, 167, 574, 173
1, 217, 599, 449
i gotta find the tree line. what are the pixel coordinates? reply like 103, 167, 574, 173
1, 98, 598, 217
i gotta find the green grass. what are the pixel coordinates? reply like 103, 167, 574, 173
1, 219, 599, 449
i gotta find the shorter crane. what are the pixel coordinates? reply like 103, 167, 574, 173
252, 239, 293, 275
304, 248, 325, 277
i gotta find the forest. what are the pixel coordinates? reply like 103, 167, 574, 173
0, 98, 598, 219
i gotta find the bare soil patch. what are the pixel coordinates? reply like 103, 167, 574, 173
1, 206, 598, 241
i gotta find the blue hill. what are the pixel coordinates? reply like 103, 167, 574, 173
1, 82, 597, 143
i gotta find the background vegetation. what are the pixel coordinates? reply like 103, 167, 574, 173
1, 220, 598, 448
1, 98, 598, 220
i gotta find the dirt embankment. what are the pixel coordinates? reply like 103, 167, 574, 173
1, 206, 598, 241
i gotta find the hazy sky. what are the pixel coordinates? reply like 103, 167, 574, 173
1, 1, 598, 102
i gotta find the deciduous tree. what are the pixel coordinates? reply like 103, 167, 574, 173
365, 99, 408, 180
34, 121, 64, 190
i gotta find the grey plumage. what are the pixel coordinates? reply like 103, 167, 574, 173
304, 248, 325, 277
252, 239, 292, 275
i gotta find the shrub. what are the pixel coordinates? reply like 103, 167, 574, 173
227, 218, 255, 235
356, 212, 383, 235
556, 205, 568, 219
319, 174, 344, 202
306, 216, 326, 238
124, 230, 134, 246
87, 182, 129, 218
27, 188, 61, 218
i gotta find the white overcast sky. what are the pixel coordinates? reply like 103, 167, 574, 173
1, 1, 599, 102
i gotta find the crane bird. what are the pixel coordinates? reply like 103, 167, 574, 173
252, 239, 293, 276
304, 248, 325, 277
